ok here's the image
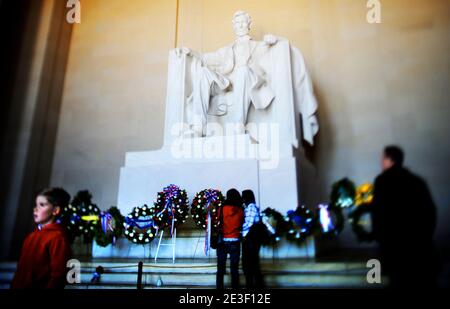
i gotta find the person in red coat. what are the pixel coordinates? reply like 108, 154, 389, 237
12, 188, 72, 289
216, 188, 244, 289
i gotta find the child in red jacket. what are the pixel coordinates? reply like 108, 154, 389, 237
12, 188, 72, 289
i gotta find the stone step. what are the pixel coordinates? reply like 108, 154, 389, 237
0, 259, 383, 289
83, 273, 371, 288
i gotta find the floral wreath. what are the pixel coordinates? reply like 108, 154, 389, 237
349, 183, 375, 242
61, 190, 100, 243
349, 203, 374, 242
150, 184, 190, 234
354, 183, 374, 206
286, 205, 315, 243
190, 189, 225, 255
94, 206, 125, 247
330, 178, 356, 208
191, 189, 224, 229
259, 207, 289, 246
124, 205, 157, 244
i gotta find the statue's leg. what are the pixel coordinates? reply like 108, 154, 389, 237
233, 67, 253, 132
191, 67, 213, 137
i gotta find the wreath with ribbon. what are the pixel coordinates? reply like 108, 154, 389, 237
191, 189, 224, 229
259, 207, 289, 246
61, 190, 100, 243
94, 206, 125, 247
316, 204, 344, 238
330, 178, 356, 208
150, 184, 190, 234
190, 189, 225, 255
124, 205, 157, 244
349, 183, 375, 242
286, 205, 315, 243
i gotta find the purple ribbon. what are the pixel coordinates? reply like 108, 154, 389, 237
100, 212, 117, 245
100, 212, 112, 234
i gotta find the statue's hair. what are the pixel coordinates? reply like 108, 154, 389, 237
232, 10, 252, 25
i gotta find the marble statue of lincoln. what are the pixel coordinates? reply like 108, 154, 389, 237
175, 10, 278, 136
165, 10, 319, 147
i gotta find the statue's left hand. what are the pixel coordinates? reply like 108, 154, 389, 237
263, 34, 278, 46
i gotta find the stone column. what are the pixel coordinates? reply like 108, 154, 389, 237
0, 0, 73, 259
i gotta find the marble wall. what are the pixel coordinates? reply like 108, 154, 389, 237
51, 0, 450, 248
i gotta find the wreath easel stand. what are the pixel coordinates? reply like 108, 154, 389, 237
154, 221, 177, 263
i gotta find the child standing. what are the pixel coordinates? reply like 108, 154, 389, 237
12, 188, 72, 289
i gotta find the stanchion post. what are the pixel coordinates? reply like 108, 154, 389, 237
137, 261, 143, 289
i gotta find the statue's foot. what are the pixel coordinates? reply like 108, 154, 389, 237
191, 126, 204, 138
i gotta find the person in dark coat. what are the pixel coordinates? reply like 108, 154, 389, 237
371, 145, 440, 288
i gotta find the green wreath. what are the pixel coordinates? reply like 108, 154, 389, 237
260, 207, 289, 246
61, 190, 100, 243
349, 203, 374, 242
94, 206, 125, 247
191, 189, 224, 230
124, 205, 157, 244
330, 178, 356, 208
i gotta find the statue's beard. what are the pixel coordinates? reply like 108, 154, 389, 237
234, 28, 250, 37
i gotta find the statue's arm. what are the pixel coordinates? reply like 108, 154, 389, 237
175, 47, 203, 62
204, 47, 234, 75
174, 46, 233, 75
202, 51, 222, 68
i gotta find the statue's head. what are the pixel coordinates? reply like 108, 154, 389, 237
232, 10, 251, 37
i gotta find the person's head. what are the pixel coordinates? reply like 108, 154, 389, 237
232, 10, 251, 37
382, 145, 404, 171
34, 187, 70, 226
225, 188, 243, 207
242, 189, 256, 206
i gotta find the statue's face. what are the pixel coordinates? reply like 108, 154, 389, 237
232, 14, 250, 37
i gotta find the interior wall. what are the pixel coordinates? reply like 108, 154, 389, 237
51, 0, 178, 209
51, 0, 450, 248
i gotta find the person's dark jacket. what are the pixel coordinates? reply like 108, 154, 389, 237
371, 165, 440, 278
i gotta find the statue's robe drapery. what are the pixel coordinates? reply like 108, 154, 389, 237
187, 40, 276, 131
163, 38, 318, 147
